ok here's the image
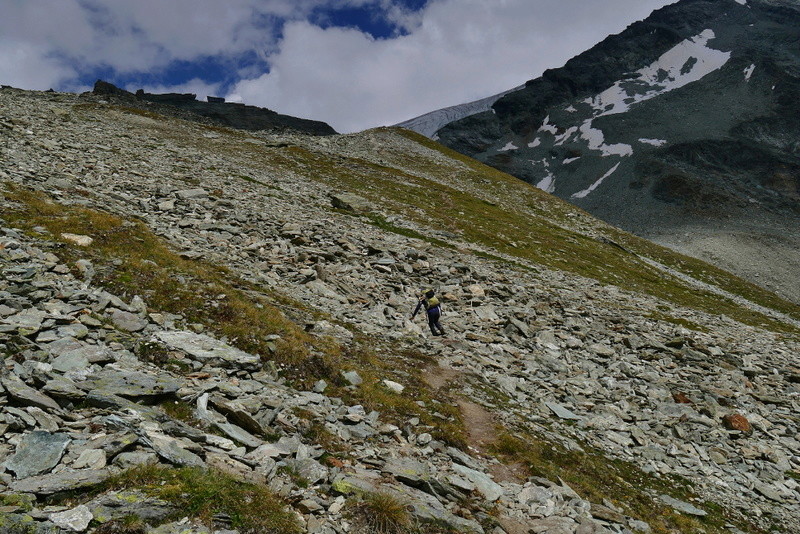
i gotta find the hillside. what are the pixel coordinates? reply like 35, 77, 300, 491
412, 0, 800, 305
0, 86, 799, 534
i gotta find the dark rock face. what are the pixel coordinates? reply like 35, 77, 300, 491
432, 0, 800, 301
93, 80, 336, 136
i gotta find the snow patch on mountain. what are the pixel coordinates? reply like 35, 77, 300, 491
571, 163, 621, 199
499, 141, 518, 152
396, 85, 524, 138
536, 172, 556, 193
585, 30, 731, 117
744, 63, 755, 81
639, 138, 667, 146
554, 126, 579, 146
579, 121, 633, 157
538, 115, 559, 135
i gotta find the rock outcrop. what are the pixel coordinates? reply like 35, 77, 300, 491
93, 80, 337, 136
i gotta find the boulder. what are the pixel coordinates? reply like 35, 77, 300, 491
49, 505, 93, 532
330, 193, 372, 213
3, 431, 71, 479
722, 413, 753, 435
11, 468, 114, 495
154, 330, 261, 370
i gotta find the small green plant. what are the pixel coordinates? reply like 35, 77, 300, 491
93, 515, 146, 534
104, 465, 302, 534
160, 400, 199, 426
135, 341, 172, 365
347, 492, 414, 534
277, 465, 310, 489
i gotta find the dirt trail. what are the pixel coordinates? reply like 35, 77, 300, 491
424, 365, 525, 476
423, 364, 531, 533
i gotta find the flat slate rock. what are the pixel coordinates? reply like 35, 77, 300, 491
49, 504, 93, 532
545, 401, 583, 421
1, 374, 62, 411
78, 368, 182, 397
452, 464, 503, 502
139, 431, 204, 467
1, 308, 48, 334
110, 308, 148, 332
215, 421, 263, 449
384, 457, 431, 487
154, 330, 261, 370
3, 431, 71, 479
284, 458, 328, 485
88, 490, 174, 524
659, 494, 707, 516
51, 350, 91, 373
11, 468, 114, 495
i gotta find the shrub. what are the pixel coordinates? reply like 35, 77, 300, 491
347, 491, 414, 534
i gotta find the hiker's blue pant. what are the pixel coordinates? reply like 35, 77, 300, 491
427, 307, 444, 335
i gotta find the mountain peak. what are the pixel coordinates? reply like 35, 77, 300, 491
420, 0, 800, 303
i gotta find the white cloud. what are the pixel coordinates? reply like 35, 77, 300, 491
0, 0, 372, 89
230, 0, 678, 132
0, 39, 78, 90
1, 0, 678, 132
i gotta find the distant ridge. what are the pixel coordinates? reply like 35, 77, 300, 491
93, 80, 337, 136
395, 85, 523, 138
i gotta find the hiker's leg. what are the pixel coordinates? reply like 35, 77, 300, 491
427, 312, 438, 335
434, 319, 445, 335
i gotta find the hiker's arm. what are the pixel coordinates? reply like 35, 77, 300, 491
411, 300, 423, 319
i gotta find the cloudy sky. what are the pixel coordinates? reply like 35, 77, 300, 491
1, 0, 677, 133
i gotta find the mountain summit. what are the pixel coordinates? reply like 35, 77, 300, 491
404, 0, 800, 303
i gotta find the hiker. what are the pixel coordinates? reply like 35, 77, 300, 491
411, 289, 446, 336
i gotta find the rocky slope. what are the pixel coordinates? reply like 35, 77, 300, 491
0, 86, 799, 534
408, 0, 800, 304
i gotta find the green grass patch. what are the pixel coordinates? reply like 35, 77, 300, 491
159, 400, 199, 426
1, 184, 333, 385
364, 213, 454, 249
94, 515, 146, 534
103, 465, 302, 533
490, 432, 768, 534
